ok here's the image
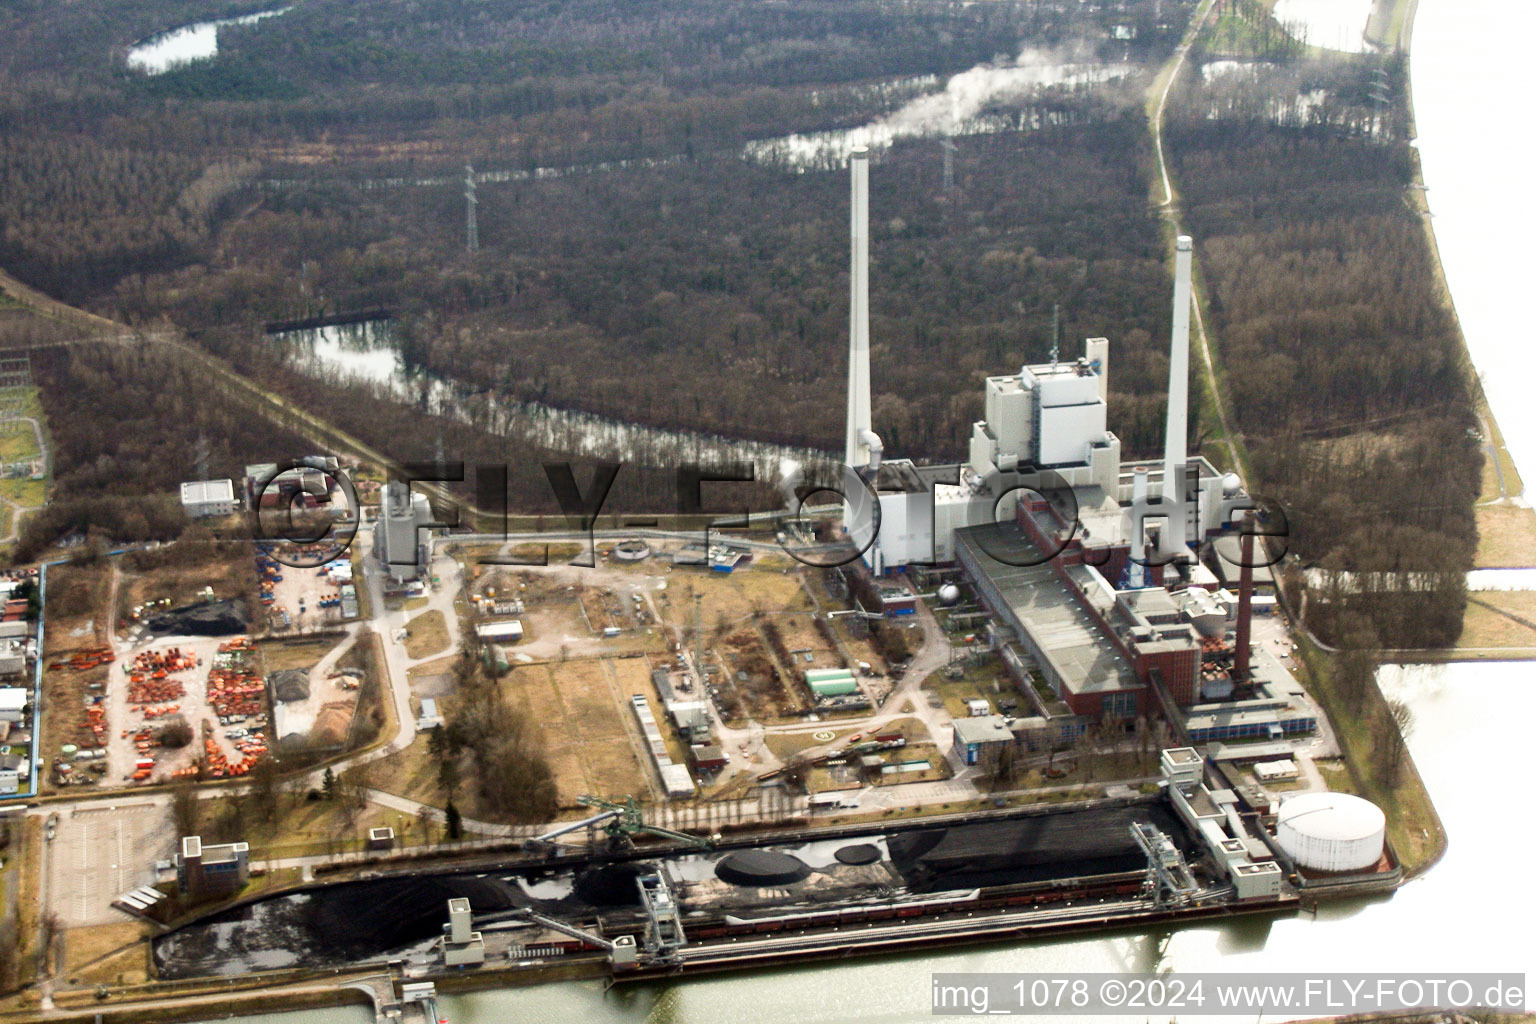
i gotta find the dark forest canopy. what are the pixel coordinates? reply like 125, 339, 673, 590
1167, 63, 1479, 648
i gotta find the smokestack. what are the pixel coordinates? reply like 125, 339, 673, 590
1161, 236, 1193, 556
846, 147, 880, 472
1233, 513, 1255, 684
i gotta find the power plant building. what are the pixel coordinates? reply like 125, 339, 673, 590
374, 481, 434, 582
830, 150, 1294, 730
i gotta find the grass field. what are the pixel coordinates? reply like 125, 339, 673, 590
59, 922, 147, 986
923, 655, 1027, 720
501, 659, 654, 807
1459, 593, 1536, 648
404, 610, 449, 659
260, 637, 341, 672
0, 477, 44, 508
1473, 504, 1536, 568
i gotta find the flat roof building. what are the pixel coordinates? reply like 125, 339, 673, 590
475, 620, 524, 643
176, 835, 249, 899
953, 714, 1014, 767
955, 522, 1142, 719
180, 479, 237, 518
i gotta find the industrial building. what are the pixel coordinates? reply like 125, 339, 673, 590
178, 479, 237, 519
439, 897, 486, 966
0, 753, 23, 794
631, 695, 695, 799
373, 480, 435, 583
1160, 747, 1284, 900
475, 620, 524, 644
0, 687, 27, 723
176, 835, 250, 899
244, 457, 339, 507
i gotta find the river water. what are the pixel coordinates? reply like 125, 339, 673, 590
212, 0, 1535, 1019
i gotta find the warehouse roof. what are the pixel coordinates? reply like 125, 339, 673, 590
179, 479, 235, 505
953, 715, 1013, 745
956, 522, 1138, 698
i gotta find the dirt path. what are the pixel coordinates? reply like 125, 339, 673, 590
1145, 0, 1242, 474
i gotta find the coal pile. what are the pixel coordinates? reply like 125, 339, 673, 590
268, 669, 310, 703
715, 850, 811, 887
303, 874, 514, 956
888, 804, 1184, 892
574, 863, 643, 906
833, 844, 880, 866
145, 599, 248, 637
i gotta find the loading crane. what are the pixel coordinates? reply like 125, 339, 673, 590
528, 807, 623, 848
1130, 822, 1200, 908
576, 795, 719, 851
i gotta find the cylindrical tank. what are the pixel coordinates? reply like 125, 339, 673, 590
938, 583, 962, 605
1274, 792, 1385, 873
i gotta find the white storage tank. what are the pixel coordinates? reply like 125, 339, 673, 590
1275, 792, 1385, 873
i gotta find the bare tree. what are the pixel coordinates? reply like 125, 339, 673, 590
1378, 698, 1415, 787
170, 778, 201, 838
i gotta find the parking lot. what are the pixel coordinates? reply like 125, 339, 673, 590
50, 801, 174, 927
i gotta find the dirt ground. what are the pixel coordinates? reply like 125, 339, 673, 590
260, 554, 354, 634
263, 634, 357, 746
711, 627, 807, 724
39, 563, 113, 791
117, 545, 256, 632
501, 658, 656, 808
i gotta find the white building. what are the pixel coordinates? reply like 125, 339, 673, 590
179, 479, 237, 518
474, 620, 524, 643
0, 687, 26, 724
854, 339, 1123, 572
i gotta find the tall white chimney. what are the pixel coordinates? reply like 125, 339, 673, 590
846, 146, 881, 472
1161, 236, 1193, 556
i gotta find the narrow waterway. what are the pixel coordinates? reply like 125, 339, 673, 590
206, 1, 1534, 1019
274, 321, 823, 480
